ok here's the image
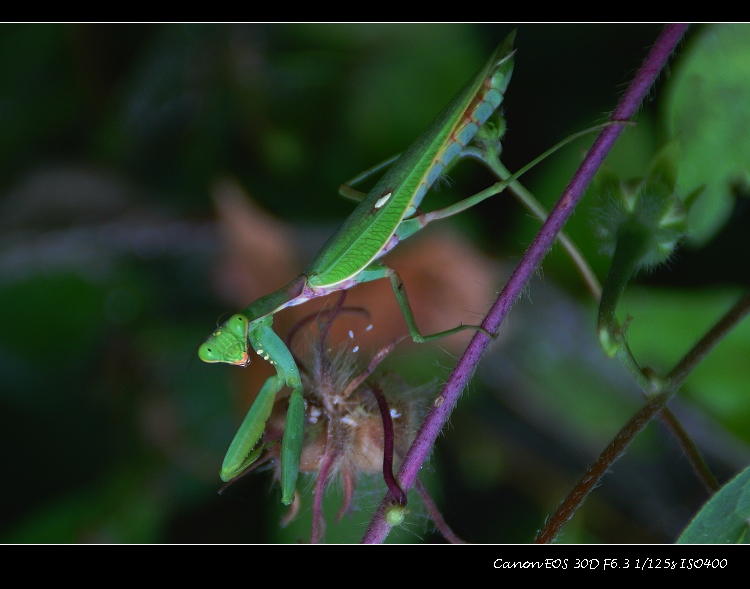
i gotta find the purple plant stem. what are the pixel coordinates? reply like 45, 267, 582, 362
370, 383, 408, 505
361, 23, 689, 544
311, 435, 336, 543
414, 478, 466, 544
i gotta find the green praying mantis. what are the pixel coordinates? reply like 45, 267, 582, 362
199, 31, 603, 505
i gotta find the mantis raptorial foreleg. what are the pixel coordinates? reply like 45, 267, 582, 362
217, 315, 304, 504
220, 374, 280, 479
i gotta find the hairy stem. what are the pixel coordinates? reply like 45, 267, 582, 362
535, 289, 750, 542
665, 291, 750, 389
414, 478, 466, 544
361, 23, 689, 544
534, 389, 670, 543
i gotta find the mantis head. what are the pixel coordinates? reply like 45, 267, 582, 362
198, 313, 251, 366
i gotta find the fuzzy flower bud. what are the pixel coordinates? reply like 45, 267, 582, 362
593, 144, 689, 271
594, 144, 694, 357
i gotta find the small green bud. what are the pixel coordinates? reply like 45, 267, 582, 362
593, 143, 690, 272
598, 326, 620, 358
385, 502, 407, 527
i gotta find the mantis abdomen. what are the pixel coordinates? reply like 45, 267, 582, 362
306, 34, 516, 288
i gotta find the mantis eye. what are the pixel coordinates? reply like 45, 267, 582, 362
227, 314, 249, 338
198, 342, 221, 363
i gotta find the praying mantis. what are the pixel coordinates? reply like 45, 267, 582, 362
199, 31, 598, 505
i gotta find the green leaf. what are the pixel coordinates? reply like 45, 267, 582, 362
678, 465, 750, 544
664, 23, 750, 245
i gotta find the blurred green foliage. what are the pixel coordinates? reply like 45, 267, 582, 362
1, 23, 748, 544
665, 23, 750, 246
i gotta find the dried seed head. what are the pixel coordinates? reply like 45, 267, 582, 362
252, 300, 427, 535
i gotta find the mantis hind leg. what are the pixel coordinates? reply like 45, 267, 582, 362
360, 264, 496, 343
338, 153, 402, 203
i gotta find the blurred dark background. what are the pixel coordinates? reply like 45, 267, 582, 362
1, 23, 748, 544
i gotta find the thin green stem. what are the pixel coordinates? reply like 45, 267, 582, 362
468, 149, 603, 301
597, 228, 652, 356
